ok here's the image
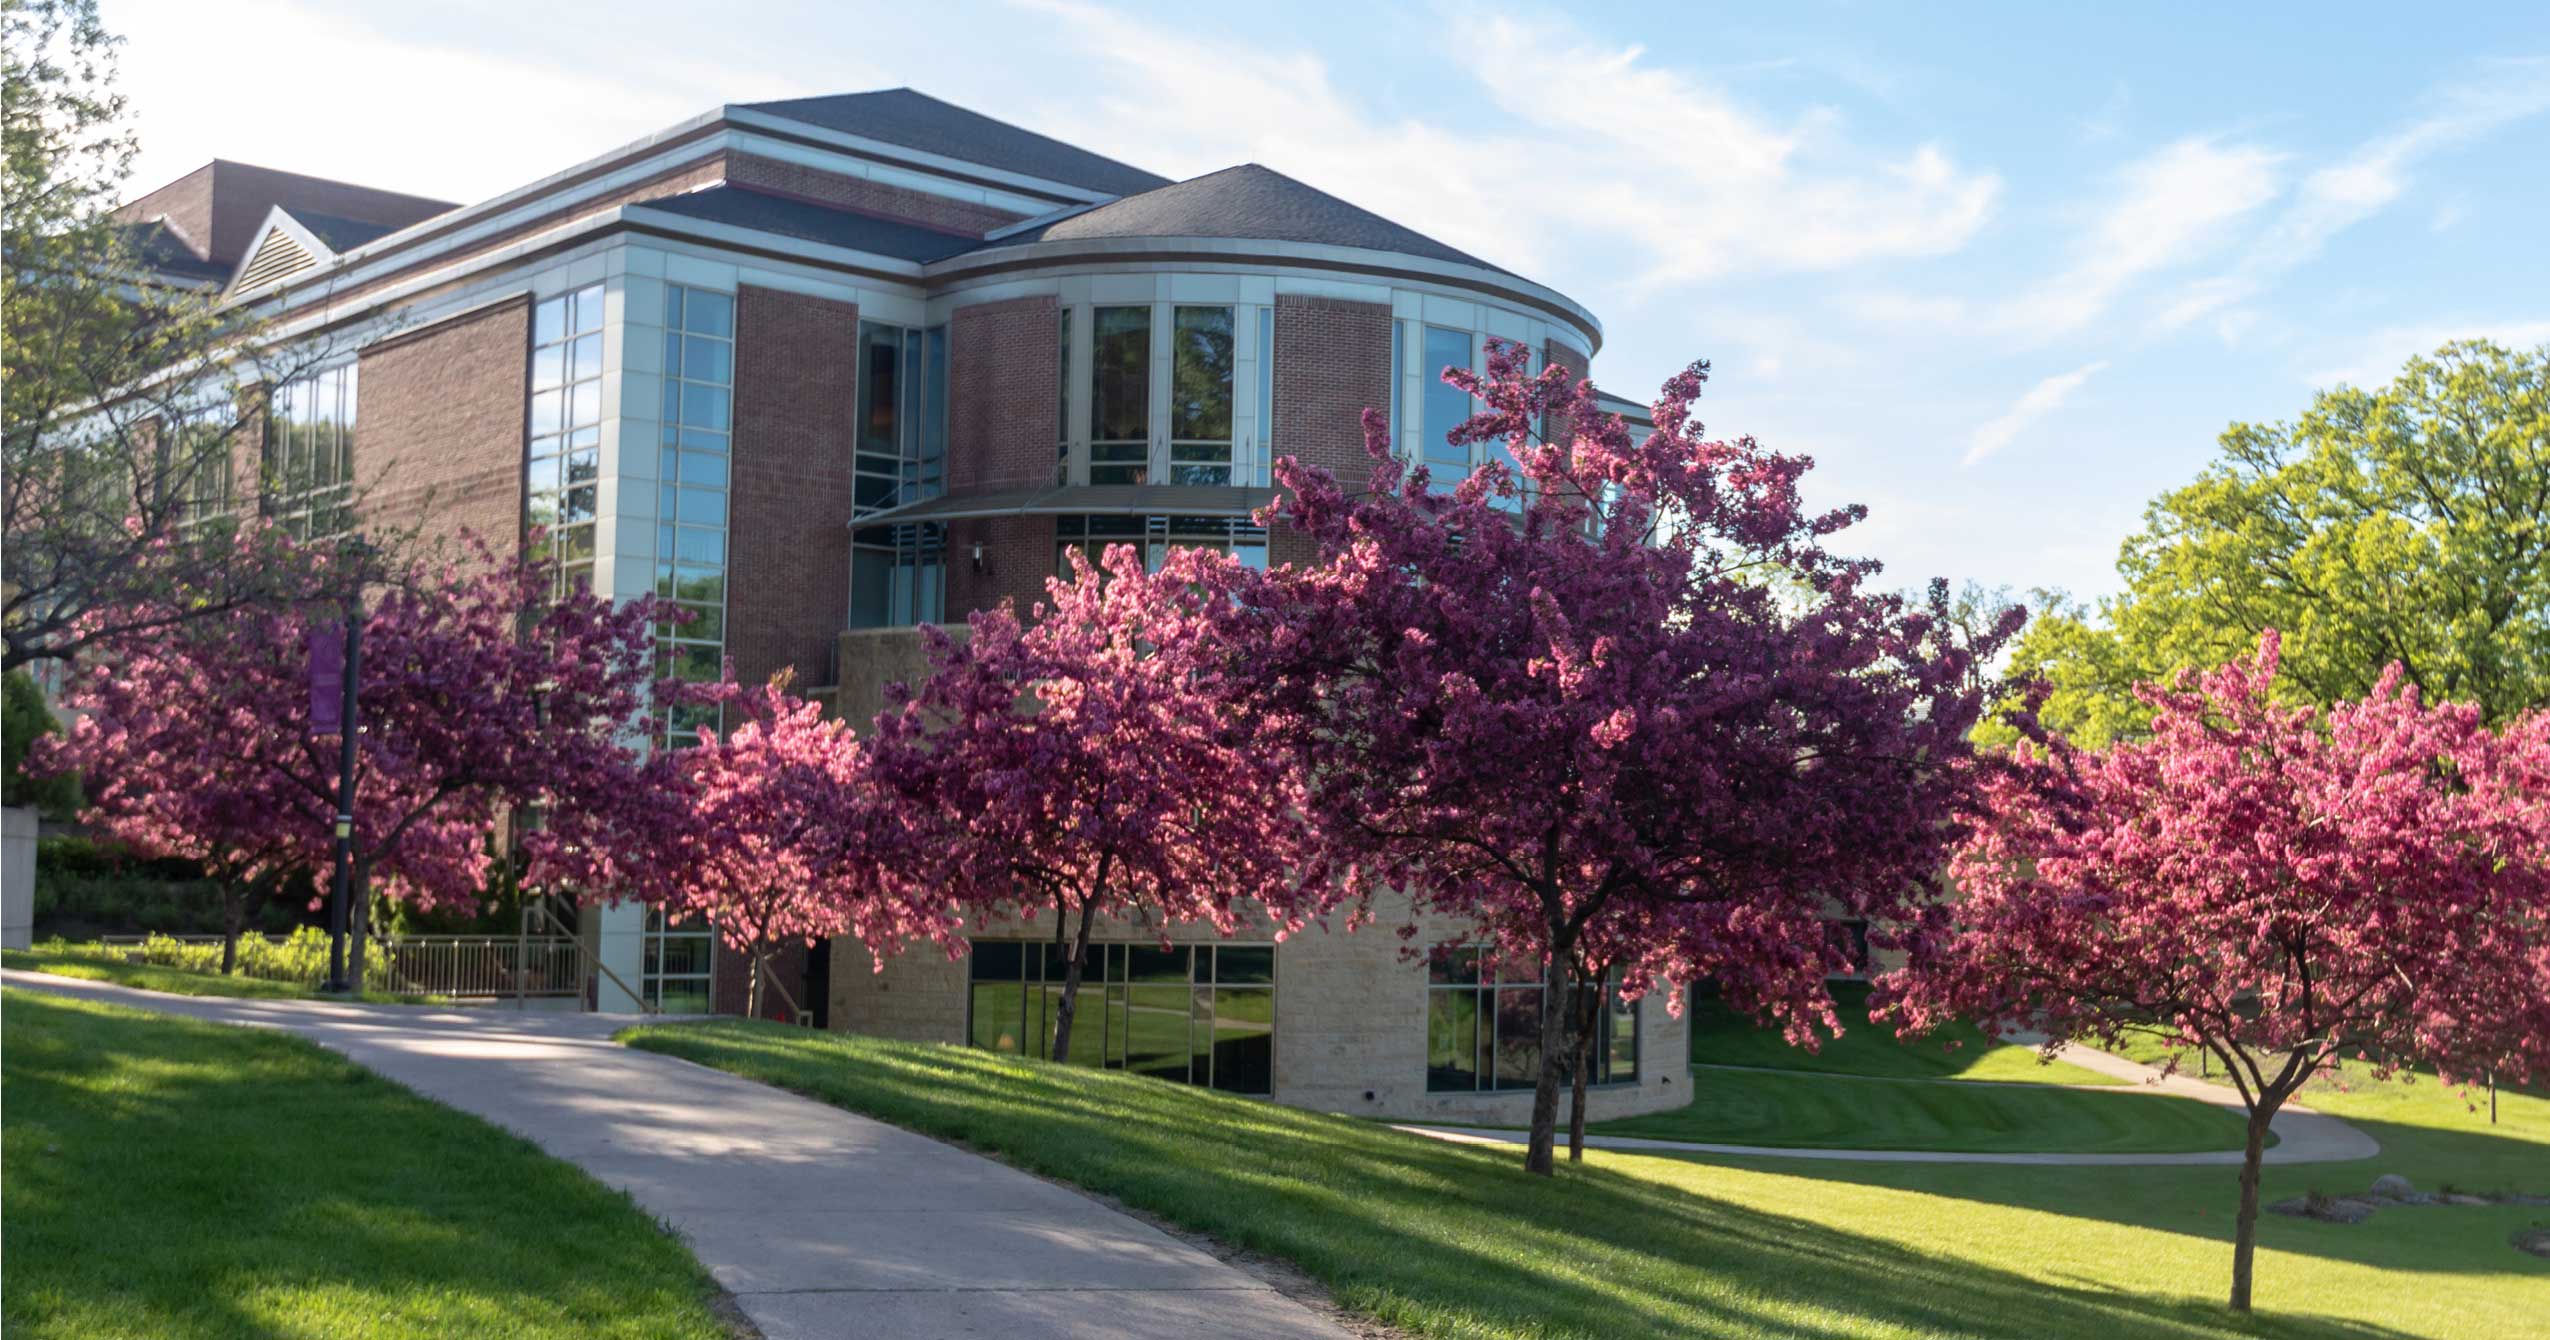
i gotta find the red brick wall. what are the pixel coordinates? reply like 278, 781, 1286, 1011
355, 296, 530, 558
947, 295, 1061, 494
727, 155, 1024, 236
727, 285, 859, 691
1269, 294, 1393, 569
943, 515, 1059, 621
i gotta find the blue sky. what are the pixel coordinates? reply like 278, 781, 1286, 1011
107, 0, 2550, 601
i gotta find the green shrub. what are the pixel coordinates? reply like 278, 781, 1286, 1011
2, 671, 81, 818
105, 928, 401, 991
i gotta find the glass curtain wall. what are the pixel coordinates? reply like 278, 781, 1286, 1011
527, 286, 603, 593
968, 939, 1275, 1094
1425, 948, 1638, 1092
849, 319, 950, 628
657, 286, 733, 744
264, 363, 359, 539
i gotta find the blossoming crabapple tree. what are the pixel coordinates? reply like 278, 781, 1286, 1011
1881, 631, 2550, 1312
867, 544, 1324, 1064
640, 674, 950, 1020
41, 537, 677, 983
1231, 342, 2025, 1174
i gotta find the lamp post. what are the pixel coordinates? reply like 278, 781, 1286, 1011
321, 534, 376, 994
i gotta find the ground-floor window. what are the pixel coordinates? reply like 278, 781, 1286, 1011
1054, 514, 1268, 577
1425, 947, 1638, 1092
643, 909, 715, 1014
967, 939, 1274, 1094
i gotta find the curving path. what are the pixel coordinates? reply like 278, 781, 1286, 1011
1394, 1039, 2380, 1167
2, 970, 1351, 1340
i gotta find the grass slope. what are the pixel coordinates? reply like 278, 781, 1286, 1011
1594, 981, 2252, 1154
1687, 982, 2120, 1083
3, 947, 429, 1004
2, 990, 729, 1340
625, 1018, 2550, 1340
1594, 1064, 2253, 1152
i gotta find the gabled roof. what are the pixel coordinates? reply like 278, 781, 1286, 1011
994, 164, 1508, 274
739, 88, 1170, 197
631, 186, 987, 263
287, 209, 408, 253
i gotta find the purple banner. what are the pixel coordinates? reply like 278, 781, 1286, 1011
309, 626, 346, 735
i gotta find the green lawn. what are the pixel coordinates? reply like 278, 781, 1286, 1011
1590, 980, 2254, 1153
1, 990, 731, 1340
1686, 981, 2121, 1083
2, 947, 430, 1005
1594, 1064, 2255, 1152
624, 1017, 2550, 1340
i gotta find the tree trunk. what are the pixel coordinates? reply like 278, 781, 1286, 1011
220, 899, 244, 976
1047, 899, 1098, 1064
1567, 977, 1599, 1162
2228, 1102, 2278, 1312
1524, 927, 1578, 1176
746, 947, 765, 1021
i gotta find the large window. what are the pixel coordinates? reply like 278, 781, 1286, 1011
1425, 947, 1637, 1092
853, 320, 947, 517
1168, 305, 1234, 485
851, 522, 945, 628
1089, 305, 1151, 485
658, 285, 733, 745
170, 402, 234, 526
1420, 324, 1473, 486
849, 320, 949, 628
968, 939, 1274, 1094
1055, 514, 1267, 577
642, 907, 714, 1014
528, 285, 603, 595
265, 363, 357, 539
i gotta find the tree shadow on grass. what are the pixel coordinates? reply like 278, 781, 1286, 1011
628, 1021, 2429, 1340
2, 990, 723, 1340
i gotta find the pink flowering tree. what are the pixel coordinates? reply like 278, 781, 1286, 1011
40, 536, 676, 984
644, 675, 941, 1020
1230, 342, 2025, 1174
868, 545, 1324, 1063
1880, 631, 2550, 1313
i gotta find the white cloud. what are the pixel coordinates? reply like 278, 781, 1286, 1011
111, 0, 839, 202
1963, 362, 2107, 467
1011, 2, 2000, 287
1994, 136, 2285, 340
2306, 320, 2550, 389
2154, 59, 2550, 336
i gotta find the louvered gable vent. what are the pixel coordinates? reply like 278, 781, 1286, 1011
232, 225, 319, 293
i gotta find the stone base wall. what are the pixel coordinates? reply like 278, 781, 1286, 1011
830, 893, 1690, 1124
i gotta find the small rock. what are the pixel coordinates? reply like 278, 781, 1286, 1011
2323, 1199, 2380, 1224
2445, 1194, 2491, 1206
2369, 1174, 2417, 1198
2513, 1228, 2550, 1260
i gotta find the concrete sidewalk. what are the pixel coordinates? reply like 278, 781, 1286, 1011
2, 970, 1351, 1340
1398, 1037, 2380, 1167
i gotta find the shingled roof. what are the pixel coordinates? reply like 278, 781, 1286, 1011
994, 164, 1507, 273
740, 88, 1170, 197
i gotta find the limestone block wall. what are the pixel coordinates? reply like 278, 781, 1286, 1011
829, 892, 1690, 1124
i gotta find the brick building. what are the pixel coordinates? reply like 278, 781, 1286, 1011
121, 88, 1682, 1123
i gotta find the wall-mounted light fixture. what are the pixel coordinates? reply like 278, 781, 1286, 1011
970, 541, 987, 574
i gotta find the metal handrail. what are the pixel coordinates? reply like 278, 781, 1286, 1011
525, 901, 659, 1015
754, 953, 814, 1027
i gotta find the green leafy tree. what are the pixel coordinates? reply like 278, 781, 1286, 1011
2007, 340, 2549, 744
2, 669, 79, 816
3, 0, 348, 673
